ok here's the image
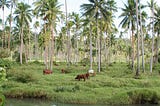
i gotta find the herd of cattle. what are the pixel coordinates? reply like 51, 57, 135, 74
43, 69, 96, 81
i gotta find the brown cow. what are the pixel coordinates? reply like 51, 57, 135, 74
61, 69, 66, 73
75, 73, 89, 81
43, 69, 53, 75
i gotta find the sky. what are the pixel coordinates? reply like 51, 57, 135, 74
58, 0, 160, 37
0, 0, 160, 35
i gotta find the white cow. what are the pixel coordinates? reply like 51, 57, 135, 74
88, 69, 94, 74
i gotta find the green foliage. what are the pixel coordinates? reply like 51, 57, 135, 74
55, 85, 80, 93
128, 89, 160, 104
2, 62, 160, 105
13, 51, 26, 63
0, 67, 7, 83
15, 52, 26, 63
80, 58, 90, 66
0, 59, 12, 69
7, 70, 38, 83
0, 94, 5, 106
0, 48, 10, 58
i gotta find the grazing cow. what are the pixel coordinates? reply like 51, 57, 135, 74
43, 69, 53, 75
88, 69, 96, 76
61, 69, 66, 73
75, 73, 89, 81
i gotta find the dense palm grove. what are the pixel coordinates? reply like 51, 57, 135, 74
0, 0, 160, 75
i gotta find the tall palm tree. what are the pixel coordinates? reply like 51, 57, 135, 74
119, 0, 136, 71
14, 2, 32, 64
0, 0, 10, 48
82, 16, 94, 70
147, 0, 156, 73
154, 6, 160, 63
64, 0, 70, 65
34, 0, 61, 70
80, 0, 111, 72
136, 0, 140, 76
8, 0, 17, 50
72, 12, 82, 64
139, 1, 147, 73
33, 21, 40, 60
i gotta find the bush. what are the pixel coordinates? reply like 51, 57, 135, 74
7, 70, 38, 83
0, 67, 7, 83
128, 89, 159, 104
80, 58, 90, 66
0, 59, 12, 69
0, 94, 5, 106
0, 48, 10, 58
13, 51, 26, 63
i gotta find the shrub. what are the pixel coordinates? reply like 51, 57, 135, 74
7, 70, 38, 83
80, 58, 90, 66
0, 48, 10, 58
13, 51, 26, 63
0, 59, 12, 69
127, 89, 159, 104
0, 67, 7, 83
0, 94, 5, 106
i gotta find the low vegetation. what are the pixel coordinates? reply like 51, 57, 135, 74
1, 61, 160, 105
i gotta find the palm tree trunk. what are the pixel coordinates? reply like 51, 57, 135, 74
139, 1, 145, 72
44, 46, 48, 69
97, 20, 101, 72
28, 29, 31, 61
20, 27, 24, 64
131, 26, 135, 71
2, 7, 5, 48
8, 3, 13, 50
65, 0, 70, 66
155, 33, 159, 63
89, 23, 93, 70
150, 6, 155, 73
136, 0, 140, 76
50, 25, 54, 71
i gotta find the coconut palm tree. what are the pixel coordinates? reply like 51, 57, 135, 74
119, 0, 136, 71
33, 21, 40, 60
139, 1, 147, 73
147, 0, 157, 73
14, 2, 32, 64
8, 0, 17, 50
71, 12, 82, 64
34, 0, 61, 70
80, 0, 111, 72
0, 0, 10, 48
154, 6, 160, 63
136, 0, 140, 76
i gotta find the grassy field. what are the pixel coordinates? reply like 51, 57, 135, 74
1, 61, 160, 105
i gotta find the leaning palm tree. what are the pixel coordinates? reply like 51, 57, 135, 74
119, 0, 136, 71
0, 0, 10, 48
80, 0, 111, 72
147, 0, 157, 73
14, 2, 32, 64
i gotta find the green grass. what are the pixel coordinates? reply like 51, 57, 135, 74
1, 61, 160, 105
